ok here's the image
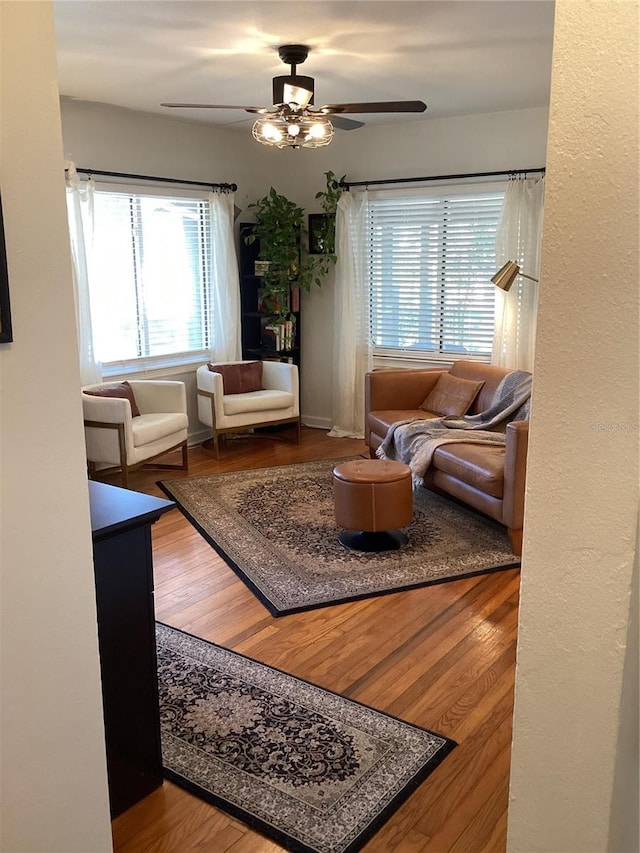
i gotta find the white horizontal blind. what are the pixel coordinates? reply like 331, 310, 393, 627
89, 187, 211, 365
368, 186, 504, 359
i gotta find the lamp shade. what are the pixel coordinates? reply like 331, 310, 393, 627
491, 261, 521, 292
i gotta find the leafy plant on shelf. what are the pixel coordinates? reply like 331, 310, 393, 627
244, 187, 333, 322
313, 170, 346, 256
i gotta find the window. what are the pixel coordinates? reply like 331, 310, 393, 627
368, 184, 505, 361
88, 185, 212, 368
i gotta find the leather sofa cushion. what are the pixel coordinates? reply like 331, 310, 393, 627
432, 443, 505, 498
420, 373, 484, 417
449, 361, 510, 414
368, 410, 438, 438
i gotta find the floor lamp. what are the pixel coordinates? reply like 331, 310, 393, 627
491, 260, 539, 291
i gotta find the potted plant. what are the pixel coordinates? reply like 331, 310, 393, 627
312, 170, 345, 256
244, 188, 332, 322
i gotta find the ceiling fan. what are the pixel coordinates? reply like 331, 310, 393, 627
161, 44, 427, 149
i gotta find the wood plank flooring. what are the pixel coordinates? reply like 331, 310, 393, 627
107, 426, 519, 852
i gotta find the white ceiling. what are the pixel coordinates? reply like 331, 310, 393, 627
53, 0, 555, 133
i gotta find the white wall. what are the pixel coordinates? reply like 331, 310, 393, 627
0, 3, 112, 850
59, 100, 549, 430
507, 1, 639, 850
60, 96, 273, 218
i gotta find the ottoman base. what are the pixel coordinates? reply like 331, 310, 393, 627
338, 529, 409, 553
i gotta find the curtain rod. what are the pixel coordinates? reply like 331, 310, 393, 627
340, 167, 545, 189
68, 167, 237, 192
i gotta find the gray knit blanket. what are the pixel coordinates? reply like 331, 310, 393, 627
376, 370, 532, 487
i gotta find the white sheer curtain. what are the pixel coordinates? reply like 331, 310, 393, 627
492, 176, 545, 371
208, 190, 241, 362
65, 163, 102, 385
328, 191, 372, 439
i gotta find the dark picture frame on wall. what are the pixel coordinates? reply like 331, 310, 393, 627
0, 196, 13, 343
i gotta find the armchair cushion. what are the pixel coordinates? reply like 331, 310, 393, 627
131, 412, 188, 446
208, 361, 263, 394
420, 373, 484, 417
84, 380, 140, 417
223, 390, 294, 417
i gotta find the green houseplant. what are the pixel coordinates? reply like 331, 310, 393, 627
312, 170, 345, 256
244, 188, 332, 320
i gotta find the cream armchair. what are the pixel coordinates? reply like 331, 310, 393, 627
196, 361, 300, 457
82, 380, 188, 487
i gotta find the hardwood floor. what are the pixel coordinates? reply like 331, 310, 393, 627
108, 426, 519, 852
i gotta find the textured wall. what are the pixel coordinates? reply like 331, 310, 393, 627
0, 2, 112, 850
507, 1, 639, 850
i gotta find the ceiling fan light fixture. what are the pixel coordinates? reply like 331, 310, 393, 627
307, 121, 328, 139
253, 120, 283, 143
252, 113, 334, 149
162, 43, 427, 148
283, 82, 313, 110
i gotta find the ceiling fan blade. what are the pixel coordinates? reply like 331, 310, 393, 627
330, 115, 365, 131
161, 103, 267, 114
319, 100, 427, 115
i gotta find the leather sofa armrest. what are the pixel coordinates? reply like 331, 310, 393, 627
502, 419, 529, 530
365, 368, 445, 415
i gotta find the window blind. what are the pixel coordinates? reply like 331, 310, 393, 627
89, 187, 212, 365
368, 187, 504, 359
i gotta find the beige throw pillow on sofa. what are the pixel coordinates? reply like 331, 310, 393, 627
419, 373, 484, 417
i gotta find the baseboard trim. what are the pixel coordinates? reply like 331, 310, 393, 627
188, 427, 211, 447
301, 416, 332, 430
189, 418, 330, 445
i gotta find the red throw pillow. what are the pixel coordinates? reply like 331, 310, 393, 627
84, 381, 141, 417
208, 361, 264, 395
419, 373, 484, 417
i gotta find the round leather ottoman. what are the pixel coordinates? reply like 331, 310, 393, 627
333, 459, 413, 552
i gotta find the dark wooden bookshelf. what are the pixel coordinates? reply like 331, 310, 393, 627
238, 222, 300, 368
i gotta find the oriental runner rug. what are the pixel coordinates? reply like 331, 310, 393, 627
156, 623, 455, 853
159, 457, 519, 617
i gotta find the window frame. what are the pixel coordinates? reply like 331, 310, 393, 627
88, 180, 213, 375
366, 180, 506, 366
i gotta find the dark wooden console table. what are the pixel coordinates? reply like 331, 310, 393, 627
89, 480, 175, 818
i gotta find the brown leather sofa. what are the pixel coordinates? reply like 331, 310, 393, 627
365, 360, 529, 555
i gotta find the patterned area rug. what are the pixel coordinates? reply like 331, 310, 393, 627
157, 623, 455, 853
159, 458, 519, 616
